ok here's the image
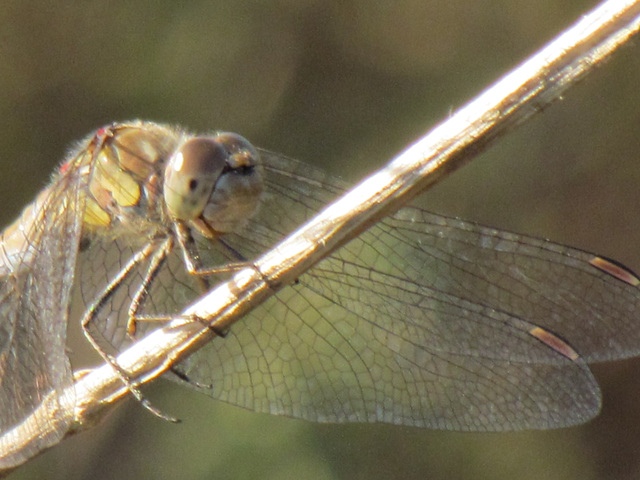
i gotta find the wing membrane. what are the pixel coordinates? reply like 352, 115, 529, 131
174, 151, 639, 431
0, 151, 87, 468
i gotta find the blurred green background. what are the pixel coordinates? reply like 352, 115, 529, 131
3, 0, 640, 479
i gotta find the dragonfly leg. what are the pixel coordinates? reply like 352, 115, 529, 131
117, 236, 217, 389
124, 235, 217, 338
172, 221, 259, 338
81, 239, 179, 423
174, 221, 249, 275
180, 227, 280, 296
127, 224, 233, 343
126, 236, 174, 339
217, 237, 248, 262
169, 366, 213, 389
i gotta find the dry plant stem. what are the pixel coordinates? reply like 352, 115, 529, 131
2, 0, 640, 473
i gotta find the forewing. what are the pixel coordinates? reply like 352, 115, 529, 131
0, 154, 86, 468
175, 150, 640, 431
374, 207, 640, 364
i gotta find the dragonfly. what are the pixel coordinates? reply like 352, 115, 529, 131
1, 120, 640, 468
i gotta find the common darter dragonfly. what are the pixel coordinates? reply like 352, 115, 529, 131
1, 120, 639, 467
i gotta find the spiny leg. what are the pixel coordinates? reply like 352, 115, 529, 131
128, 222, 224, 335
126, 236, 174, 339
119, 236, 213, 388
172, 220, 256, 338
174, 221, 249, 277
163, 220, 263, 386
107, 222, 240, 387
217, 237, 248, 263
176, 221, 275, 296
122, 221, 238, 384
81, 239, 179, 422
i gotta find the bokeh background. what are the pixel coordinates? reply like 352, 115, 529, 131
3, 1, 640, 479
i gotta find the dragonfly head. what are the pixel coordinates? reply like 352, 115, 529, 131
164, 133, 263, 237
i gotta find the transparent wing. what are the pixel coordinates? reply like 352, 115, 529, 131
0, 156, 86, 467
173, 150, 640, 431
76, 232, 237, 354
77, 150, 339, 351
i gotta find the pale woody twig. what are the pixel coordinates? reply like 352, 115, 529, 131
3, 0, 640, 473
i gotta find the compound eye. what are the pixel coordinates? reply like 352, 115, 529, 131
164, 137, 227, 220
213, 132, 259, 171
